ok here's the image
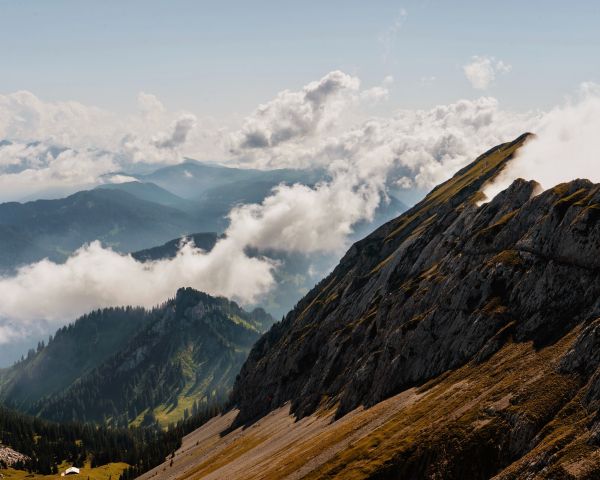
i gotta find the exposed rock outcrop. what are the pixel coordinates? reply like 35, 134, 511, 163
0, 445, 29, 467
226, 133, 600, 477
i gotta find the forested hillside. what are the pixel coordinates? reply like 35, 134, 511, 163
0, 400, 222, 478
0, 289, 271, 428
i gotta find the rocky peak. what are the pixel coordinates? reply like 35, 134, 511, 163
230, 132, 600, 431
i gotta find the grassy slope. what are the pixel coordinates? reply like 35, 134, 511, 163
138, 330, 600, 480
3, 462, 128, 480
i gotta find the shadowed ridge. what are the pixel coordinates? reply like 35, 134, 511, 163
230, 133, 533, 426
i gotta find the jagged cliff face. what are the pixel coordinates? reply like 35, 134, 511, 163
232, 133, 534, 420
226, 133, 600, 477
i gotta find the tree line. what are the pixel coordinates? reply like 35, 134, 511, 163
0, 395, 225, 478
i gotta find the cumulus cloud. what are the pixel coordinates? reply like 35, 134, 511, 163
483, 83, 600, 199
231, 71, 360, 151
463, 56, 511, 90
227, 178, 381, 254
232, 94, 537, 189
0, 90, 204, 199
152, 114, 197, 149
0, 142, 118, 201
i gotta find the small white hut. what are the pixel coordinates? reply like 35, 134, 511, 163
62, 466, 80, 476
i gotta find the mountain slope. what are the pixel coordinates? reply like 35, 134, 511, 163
0, 189, 202, 270
138, 160, 323, 200
231, 133, 535, 422
0, 307, 152, 409
141, 133, 600, 478
2, 289, 272, 428
95, 181, 194, 210
131, 233, 220, 262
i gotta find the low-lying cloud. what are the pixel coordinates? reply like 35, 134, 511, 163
0, 239, 276, 339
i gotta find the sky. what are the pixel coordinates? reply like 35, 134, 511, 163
2, 0, 600, 363
1, 0, 599, 117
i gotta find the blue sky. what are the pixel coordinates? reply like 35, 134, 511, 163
1, 0, 599, 116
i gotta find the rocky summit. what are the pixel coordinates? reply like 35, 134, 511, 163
213, 133, 600, 478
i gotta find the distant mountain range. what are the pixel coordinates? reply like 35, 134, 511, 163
0, 288, 271, 427
136, 159, 325, 200
0, 160, 406, 368
0, 188, 201, 269
0, 160, 403, 274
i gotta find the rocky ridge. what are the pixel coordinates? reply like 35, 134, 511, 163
226, 132, 600, 477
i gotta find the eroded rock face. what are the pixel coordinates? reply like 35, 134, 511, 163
231, 132, 600, 432
0, 445, 29, 466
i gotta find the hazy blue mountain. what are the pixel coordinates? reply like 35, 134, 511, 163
0, 189, 203, 271
95, 181, 194, 210
137, 159, 324, 200
0, 224, 52, 270
0, 162, 330, 273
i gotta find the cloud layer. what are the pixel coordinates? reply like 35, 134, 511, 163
0, 239, 276, 340
231, 71, 361, 151
0, 91, 205, 200
0, 70, 548, 344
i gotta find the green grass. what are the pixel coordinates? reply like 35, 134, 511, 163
3, 462, 128, 480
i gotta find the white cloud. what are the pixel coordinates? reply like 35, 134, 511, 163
230, 71, 360, 151
483, 83, 600, 199
230, 94, 536, 189
0, 70, 545, 343
0, 239, 276, 340
227, 178, 382, 254
463, 56, 512, 90
0, 90, 205, 199
0, 143, 118, 201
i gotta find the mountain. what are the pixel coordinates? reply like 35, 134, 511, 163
135, 161, 327, 233
0, 288, 272, 428
0, 224, 50, 270
0, 163, 336, 275
131, 232, 220, 262
231, 134, 534, 423
0, 307, 152, 409
140, 133, 600, 479
137, 159, 324, 200
0, 189, 203, 271
95, 181, 194, 210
